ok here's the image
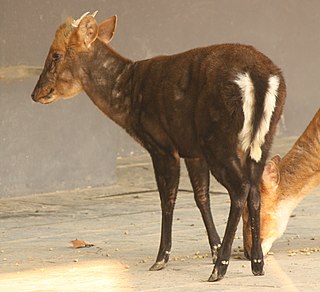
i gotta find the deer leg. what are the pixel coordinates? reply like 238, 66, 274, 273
149, 153, 180, 271
242, 203, 252, 260
246, 159, 265, 275
207, 158, 250, 282
185, 157, 221, 263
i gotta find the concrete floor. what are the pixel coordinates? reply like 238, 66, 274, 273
1, 136, 320, 291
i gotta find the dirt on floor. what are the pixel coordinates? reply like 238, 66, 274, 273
1, 136, 320, 291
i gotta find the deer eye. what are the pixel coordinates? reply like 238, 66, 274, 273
52, 52, 63, 62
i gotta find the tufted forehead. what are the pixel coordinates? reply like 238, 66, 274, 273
51, 17, 74, 51
50, 11, 98, 52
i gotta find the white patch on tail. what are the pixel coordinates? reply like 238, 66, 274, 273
235, 73, 255, 152
235, 73, 280, 162
250, 75, 279, 162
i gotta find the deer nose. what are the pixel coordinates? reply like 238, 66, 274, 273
31, 86, 43, 102
31, 83, 42, 102
31, 88, 37, 102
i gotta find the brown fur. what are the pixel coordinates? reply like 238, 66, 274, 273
32, 13, 286, 281
52, 18, 74, 50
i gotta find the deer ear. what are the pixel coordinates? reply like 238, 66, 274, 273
77, 16, 98, 48
262, 159, 280, 191
98, 15, 117, 44
271, 154, 281, 165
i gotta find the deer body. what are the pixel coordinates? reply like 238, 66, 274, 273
243, 109, 320, 257
31, 13, 286, 281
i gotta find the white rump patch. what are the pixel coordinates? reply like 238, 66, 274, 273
235, 73, 280, 162
235, 72, 255, 152
250, 75, 279, 162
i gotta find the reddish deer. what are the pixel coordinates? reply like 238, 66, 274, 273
243, 109, 320, 258
31, 12, 286, 281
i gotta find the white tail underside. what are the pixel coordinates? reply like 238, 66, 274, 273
235, 73, 279, 162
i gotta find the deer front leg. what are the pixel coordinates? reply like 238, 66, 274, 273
149, 153, 180, 271
185, 157, 221, 263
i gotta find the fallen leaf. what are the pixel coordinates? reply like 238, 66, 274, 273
70, 239, 94, 249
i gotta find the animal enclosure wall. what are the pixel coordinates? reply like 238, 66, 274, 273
1, 0, 319, 196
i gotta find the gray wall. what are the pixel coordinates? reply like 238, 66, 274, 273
1, 0, 320, 196
0, 78, 119, 196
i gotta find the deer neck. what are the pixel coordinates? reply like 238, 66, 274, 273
78, 40, 134, 129
277, 111, 320, 199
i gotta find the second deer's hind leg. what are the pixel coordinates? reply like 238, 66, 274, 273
185, 157, 221, 263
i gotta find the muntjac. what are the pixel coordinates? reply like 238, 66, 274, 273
31, 12, 286, 281
243, 109, 320, 258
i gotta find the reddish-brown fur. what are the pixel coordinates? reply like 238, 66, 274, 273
31, 13, 286, 281
243, 109, 320, 257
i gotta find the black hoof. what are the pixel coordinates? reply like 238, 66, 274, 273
208, 270, 220, 282
149, 260, 166, 271
208, 260, 229, 282
251, 258, 265, 276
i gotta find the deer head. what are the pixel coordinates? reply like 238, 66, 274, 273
31, 12, 117, 104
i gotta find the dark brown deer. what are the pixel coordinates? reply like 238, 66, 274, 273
243, 109, 320, 258
31, 12, 286, 281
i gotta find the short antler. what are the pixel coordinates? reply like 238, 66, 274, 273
71, 11, 98, 28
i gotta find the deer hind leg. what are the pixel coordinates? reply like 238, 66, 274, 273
245, 157, 266, 275
149, 153, 180, 271
185, 157, 221, 263
206, 156, 251, 281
